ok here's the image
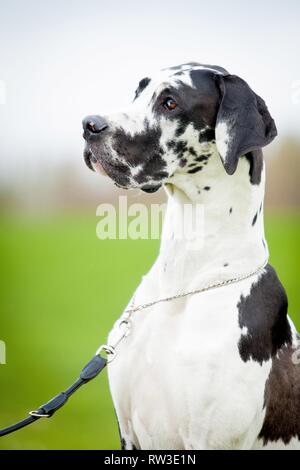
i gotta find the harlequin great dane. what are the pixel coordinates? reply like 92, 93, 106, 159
82, 63, 300, 450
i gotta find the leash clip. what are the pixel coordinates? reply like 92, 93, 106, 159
96, 344, 116, 363
118, 318, 131, 337
95, 319, 131, 363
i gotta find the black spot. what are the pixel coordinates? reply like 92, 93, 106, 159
259, 202, 263, 213
237, 264, 292, 365
204, 186, 210, 191
134, 77, 151, 100
167, 140, 176, 150
229, 207, 233, 214
199, 127, 215, 143
195, 155, 210, 163
188, 166, 202, 174
188, 146, 197, 156
174, 140, 188, 155
243, 149, 263, 185
175, 116, 190, 137
188, 163, 197, 168
223, 263, 229, 267
179, 158, 187, 167
252, 212, 258, 226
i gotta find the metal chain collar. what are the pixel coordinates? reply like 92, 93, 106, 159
97, 257, 269, 363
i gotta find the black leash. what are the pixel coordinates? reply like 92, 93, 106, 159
0, 353, 107, 437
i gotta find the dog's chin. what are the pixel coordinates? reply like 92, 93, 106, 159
140, 184, 161, 193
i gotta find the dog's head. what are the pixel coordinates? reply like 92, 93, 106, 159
82, 63, 277, 192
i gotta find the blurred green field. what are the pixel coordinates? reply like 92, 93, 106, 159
0, 212, 299, 449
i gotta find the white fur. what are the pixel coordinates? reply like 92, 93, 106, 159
215, 120, 230, 164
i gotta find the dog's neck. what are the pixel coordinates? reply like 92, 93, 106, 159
150, 149, 268, 297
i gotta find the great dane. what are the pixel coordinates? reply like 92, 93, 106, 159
82, 63, 300, 450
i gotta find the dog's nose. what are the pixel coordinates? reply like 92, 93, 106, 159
82, 115, 108, 134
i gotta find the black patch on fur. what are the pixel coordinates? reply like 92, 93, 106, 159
134, 154, 167, 184
195, 155, 210, 163
243, 149, 263, 185
112, 123, 168, 187
113, 122, 162, 166
229, 207, 233, 214
188, 166, 202, 174
179, 158, 187, 167
199, 127, 215, 143
204, 186, 211, 191
134, 77, 151, 100
224, 263, 229, 267
252, 212, 258, 226
175, 116, 190, 137
188, 146, 197, 156
174, 140, 188, 155
166, 140, 176, 150
258, 342, 300, 445
238, 265, 292, 365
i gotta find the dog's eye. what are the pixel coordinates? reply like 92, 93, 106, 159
163, 98, 177, 111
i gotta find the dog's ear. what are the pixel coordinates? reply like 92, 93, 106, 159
215, 74, 277, 175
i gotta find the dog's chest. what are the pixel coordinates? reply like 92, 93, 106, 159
107, 280, 270, 449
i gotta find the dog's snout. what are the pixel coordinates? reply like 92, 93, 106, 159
82, 115, 108, 135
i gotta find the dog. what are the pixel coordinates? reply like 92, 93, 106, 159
82, 63, 300, 450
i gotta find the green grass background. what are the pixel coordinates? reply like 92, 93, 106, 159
0, 212, 299, 449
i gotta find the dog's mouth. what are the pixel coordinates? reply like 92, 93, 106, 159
84, 147, 107, 175
83, 145, 132, 188
83, 146, 163, 193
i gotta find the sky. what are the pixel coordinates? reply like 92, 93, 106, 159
0, 0, 299, 185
